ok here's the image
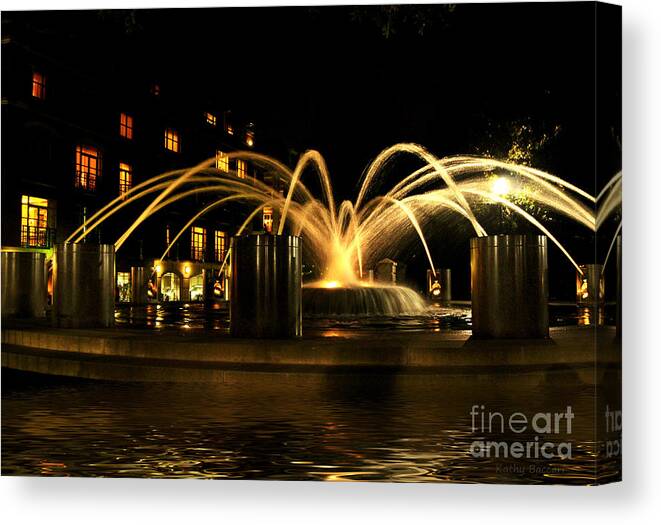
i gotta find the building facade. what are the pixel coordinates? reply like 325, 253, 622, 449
1, 21, 278, 304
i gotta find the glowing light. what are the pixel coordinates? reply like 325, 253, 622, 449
184, 265, 191, 276
154, 264, 162, 274
71, 142, 599, 283
430, 281, 442, 297
491, 177, 511, 196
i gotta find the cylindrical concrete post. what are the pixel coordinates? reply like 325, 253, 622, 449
52, 243, 115, 328
1, 250, 47, 318
616, 235, 622, 339
439, 268, 452, 303
576, 264, 605, 306
230, 234, 302, 338
130, 266, 148, 305
470, 234, 548, 339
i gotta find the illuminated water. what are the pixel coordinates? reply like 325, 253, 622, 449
110, 302, 614, 332
66, 144, 616, 286
1, 367, 620, 483
2, 304, 618, 482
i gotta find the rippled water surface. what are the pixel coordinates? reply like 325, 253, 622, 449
112, 302, 615, 333
2, 367, 620, 483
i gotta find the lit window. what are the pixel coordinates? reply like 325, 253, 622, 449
32, 71, 46, 99
214, 231, 226, 262
164, 128, 180, 152
245, 130, 255, 147
263, 206, 273, 233
120, 113, 133, 139
21, 195, 49, 247
117, 272, 131, 302
119, 162, 132, 196
205, 112, 217, 126
150, 83, 160, 96
75, 145, 101, 191
224, 113, 234, 135
236, 159, 247, 179
215, 150, 229, 172
191, 226, 206, 261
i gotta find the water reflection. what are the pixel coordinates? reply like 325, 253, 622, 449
576, 306, 606, 326
114, 303, 615, 334
2, 368, 620, 484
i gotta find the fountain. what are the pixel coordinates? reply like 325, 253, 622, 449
302, 281, 427, 317
62, 142, 609, 330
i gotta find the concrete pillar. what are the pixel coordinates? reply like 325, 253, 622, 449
616, 235, 622, 339
439, 268, 452, 303
576, 264, 605, 306
230, 234, 301, 338
470, 234, 548, 339
52, 243, 115, 328
130, 266, 148, 305
1, 250, 47, 318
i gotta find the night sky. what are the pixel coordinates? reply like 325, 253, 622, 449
7, 4, 621, 193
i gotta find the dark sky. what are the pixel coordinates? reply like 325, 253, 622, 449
6, 3, 621, 200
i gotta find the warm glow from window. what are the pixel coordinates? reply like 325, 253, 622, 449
225, 113, 234, 135
32, 71, 46, 99
236, 159, 247, 179
150, 83, 160, 96
215, 150, 229, 172
21, 195, 49, 247
164, 128, 180, 152
191, 226, 206, 261
75, 145, 100, 191
117, 272, 131, 302
120, 113, 133, 139
214, 231, 226, 262
263, 206, 273, 233
119, 162, 132, 196
205, 112, 217, 126
245, 131, 255, 147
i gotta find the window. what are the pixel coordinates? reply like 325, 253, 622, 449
161, 273, 180, 302
245, 130, 255, 147
117, 272, 131, 302
224, 112, 234, 135
75, 145, 101, 191
191, 226, 206, 261
164, 128, 180, 152
205, 112, 217, 126
32, 71, 46, 99
150, 83, 160, 96
215, 150, 229, 172
263, 206, 274, 233
190, 274, 204, 301
21, 195, 49, 247
214, 231, 226, 262
236, 159, 247, 179
120, 113, 133, 139
119, 162, 132, 196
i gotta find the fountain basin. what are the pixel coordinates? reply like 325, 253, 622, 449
302, 284, 428, 317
